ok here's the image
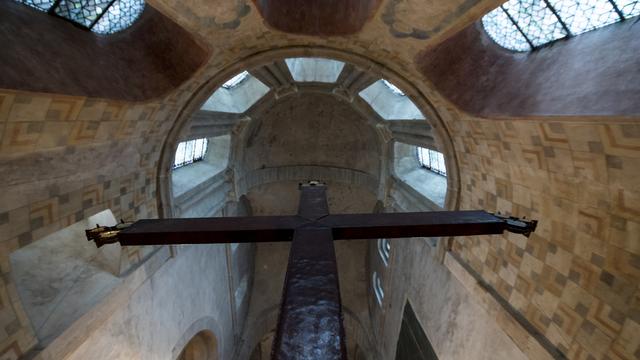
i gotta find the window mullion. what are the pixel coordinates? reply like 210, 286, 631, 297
606, 0, 626, 20
500, 6, 536, 50
89, 0, 117, 29
541, 0, 573, 37
48, 0, 62, 14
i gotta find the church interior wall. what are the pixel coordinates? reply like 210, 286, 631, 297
236, 93, 382, 180
370, 235, 531, 360
9, 210, 123, 347
0, 2, 209, 102
58, 244, 236, 360
1, 1, 638, 358
444, 113, 640, 358
0, 89, 175, 357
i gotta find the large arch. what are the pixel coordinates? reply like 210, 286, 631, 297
171, 317, 223, 360
156, 46, 461, 219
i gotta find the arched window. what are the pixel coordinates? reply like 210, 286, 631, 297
417, 147, 446, 177
372, 272, 384, 307
173, 138, 208, 169
13, 0, 145, 34
482, 0, 640, 51
378, 238, 391, 266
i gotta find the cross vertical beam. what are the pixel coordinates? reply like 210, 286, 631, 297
271, 183, 347, 360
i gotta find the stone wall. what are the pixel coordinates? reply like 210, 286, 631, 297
0, 89, 178, 357
59, 244, 235, 360
448, 113, 640, 358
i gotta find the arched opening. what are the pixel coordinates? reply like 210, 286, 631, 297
176, 330, 218, 360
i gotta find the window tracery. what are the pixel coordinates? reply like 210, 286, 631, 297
482, 0, 639, 51
14, 0, 145, 34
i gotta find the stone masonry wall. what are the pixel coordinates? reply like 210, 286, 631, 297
447, 111, 640, 359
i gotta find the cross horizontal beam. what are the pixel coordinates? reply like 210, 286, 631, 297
86, 211, 536, 247
85, 182, 537, 360
322, 211, 507, 239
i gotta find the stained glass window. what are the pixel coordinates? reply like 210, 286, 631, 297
13, 0, 145, 34
173, 138, 208, 169
417, 147, 447, 177
482, 0, 639, 51
18, 0, 55, 11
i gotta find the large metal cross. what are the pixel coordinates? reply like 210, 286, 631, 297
86, 181, 536, 360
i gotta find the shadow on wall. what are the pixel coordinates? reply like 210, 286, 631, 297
418, 20, 640, 117
10, 210, 125, 346
0, 1, 208, 101
176, 330, 218, 360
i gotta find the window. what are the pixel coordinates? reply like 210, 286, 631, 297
417, 148, 447, 176
482, 0, 640, 51
14, 0, 146, 34
284, 57, 345, 83
173, 138, 208, 169
382, 79, 405, 96
378, 238, 391, 266
372, 272, 384, 307
221, 71, 249, 89
201, 73, 269, 113
359, 80, 425, 120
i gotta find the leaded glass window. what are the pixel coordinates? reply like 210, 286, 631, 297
13, 0, 145, 34
482, 0, 640, 51
417, 147, 447, 177
173, 138, 208, 169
